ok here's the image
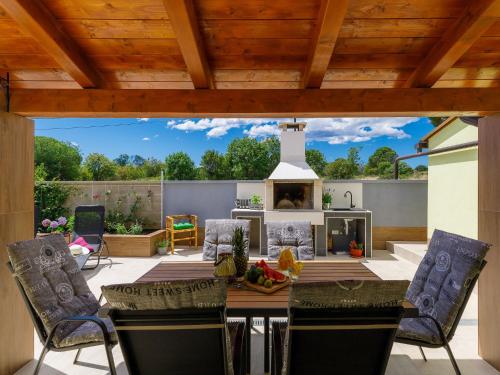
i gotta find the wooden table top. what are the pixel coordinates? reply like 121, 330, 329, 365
136, 261, 380, 316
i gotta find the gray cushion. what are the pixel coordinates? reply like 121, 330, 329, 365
289, 280, 410, 309
397, 229, 490, 344
7, 235, 101, 347
57, 316, 117, 349
267, 221, 314, 260
102, 278, 227, 310
203, 219, 250, 261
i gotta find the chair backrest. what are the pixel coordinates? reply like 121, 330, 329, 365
6, 261, 49, 345
73, 205, 105, 244
284, 280, 409, 375
406, 229, 490, 340
102, 279, 234, 375
6, 235, 100, 347
267, 221, 314, 260
203, 219, 250, 260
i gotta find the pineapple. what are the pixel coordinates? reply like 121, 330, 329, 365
232, 226, 248, 277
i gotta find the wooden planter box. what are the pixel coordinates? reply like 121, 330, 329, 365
103, 229, 165, 257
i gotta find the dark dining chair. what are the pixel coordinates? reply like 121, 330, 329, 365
6, 235, 117, 375
73, 205, 109, 269
271, 280, 410, 375
395, 229, 491, 375
102, 278, 246, 375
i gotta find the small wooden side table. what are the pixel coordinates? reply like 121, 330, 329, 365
165, 214, 198, 254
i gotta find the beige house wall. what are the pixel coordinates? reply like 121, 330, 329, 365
427, 119, 478, 239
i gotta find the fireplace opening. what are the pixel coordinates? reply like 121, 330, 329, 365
273, 182, 313, 210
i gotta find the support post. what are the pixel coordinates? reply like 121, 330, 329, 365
478, 116, 500, 370
0, 112, 34, 373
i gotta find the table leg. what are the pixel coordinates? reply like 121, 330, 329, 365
264, 316, 270, 375
245, 316, 251, 375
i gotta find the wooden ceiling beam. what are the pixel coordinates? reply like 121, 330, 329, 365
302, 0, 349, 88
405, 0, 500, 88
10, 88, 500, 117
0, 0, 103, 88
163, 0, 213, 89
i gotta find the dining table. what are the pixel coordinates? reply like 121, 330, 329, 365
136, 260, 418, 375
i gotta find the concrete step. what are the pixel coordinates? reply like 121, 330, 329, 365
386, 241, 427, 266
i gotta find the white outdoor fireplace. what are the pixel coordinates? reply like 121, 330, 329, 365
264, 122, 324, 225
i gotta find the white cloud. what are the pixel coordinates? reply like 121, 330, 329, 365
167, 118, 285, 138
166, 117, 419, 144
70, 141, 79, 147
142, 137, 150, 141
244, 124, 280, 138
137, 118, 150, 122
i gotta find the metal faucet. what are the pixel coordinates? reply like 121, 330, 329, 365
344, 191, 355, 208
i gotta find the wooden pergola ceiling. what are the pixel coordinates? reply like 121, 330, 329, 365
1, 0, 500, 116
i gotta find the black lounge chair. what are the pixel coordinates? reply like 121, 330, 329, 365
271, 280, 410, 375
73, 205, 109, 270
6, 235, 117, 375
102, 279, 246, 375
395, 230, 490, 375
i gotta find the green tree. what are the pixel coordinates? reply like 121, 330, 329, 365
199, 150, 228, 179
165, 152, 196, 180
141, 158, 164, 178
364, 146, 398, 176
325, 158, 356, 179
35, 163, 48, 182
347, 147, 362, 175
305, 149, 327, 176
131, 155, 145, 166
35, 136, 82, 180
114, 154, 130, 166
415, 165, 428, 172
262, 136, 280, 175
226, 137, 270, 180
83, 153, 116, 181
428, 117, 447, 127
377, 161, 414, 179
116, 165, 145, 180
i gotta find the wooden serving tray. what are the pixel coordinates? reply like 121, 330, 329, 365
242, 279, 291, 294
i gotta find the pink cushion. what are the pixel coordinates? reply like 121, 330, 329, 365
69, 236, 94, 252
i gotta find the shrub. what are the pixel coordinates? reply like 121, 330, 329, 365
115, 223, 128, 234
129, 222, 143, 235
35, 182, 73, 221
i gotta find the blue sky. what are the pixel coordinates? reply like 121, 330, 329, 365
34, 117, 434, 167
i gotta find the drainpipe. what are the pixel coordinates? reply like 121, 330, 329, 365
394, 141, 478, 179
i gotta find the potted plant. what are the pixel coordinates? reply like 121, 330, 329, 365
349, 241, 364, 258
322, 190, 333, 210
250, 194, 263, 210
156, 238, 169, 255
38, 216, 74, 243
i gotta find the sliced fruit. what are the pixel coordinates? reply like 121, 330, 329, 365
264, 279, 273, 288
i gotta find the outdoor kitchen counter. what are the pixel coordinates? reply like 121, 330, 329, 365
231, 208, 372, 257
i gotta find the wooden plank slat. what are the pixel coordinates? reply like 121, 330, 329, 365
194, 0, 321, 20
405, 0, 500, 88
330, 54, 422, 69
10, 88, 500, 117
60, 19, 175, 39
302, 0, 349, 88
40, 0, 169, 20
163, 0, 212, 88
0, 0, 103, 88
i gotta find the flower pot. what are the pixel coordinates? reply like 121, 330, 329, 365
350, 248, 363, 258
157, 246, 167, 255
323, 203, 331, 210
